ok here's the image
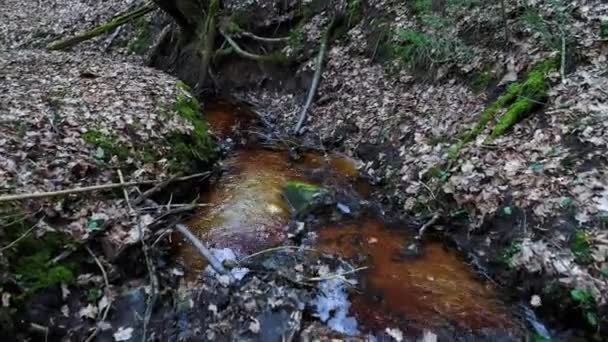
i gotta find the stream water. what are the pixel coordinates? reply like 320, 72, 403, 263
174, 101, 530, 340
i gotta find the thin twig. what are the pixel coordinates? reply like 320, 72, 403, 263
174, 223, 234, 281
415, 213, 440, 241
560, 31, 566, 83
0, 173, 210, 203
118, 170, 157, 342
219, 29, 270, 61
132, 175, 180, 206
306, 266, 368, 282
0, 220, 39, 252
139, 203, 211, 211
84, 246, 112, 342
239, 245, 318, 263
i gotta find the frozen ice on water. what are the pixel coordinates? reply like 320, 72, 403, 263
312, 275, 358, 335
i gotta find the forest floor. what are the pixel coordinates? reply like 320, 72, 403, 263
1, 0, 608, 341
240, 0, 608, 335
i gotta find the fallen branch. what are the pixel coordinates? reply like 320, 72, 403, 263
294, 16, 341, 134
174, 223, 234, 281
306, 266, 368, 282
239, 245, 318, 264
415, 213, 441, 241
47, 2, 156, 50
0, 173, 209, 203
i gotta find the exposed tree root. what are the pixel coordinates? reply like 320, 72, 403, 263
47, 2, 156, 50
239, 31, 289, 43
196, 0, 219, 89
219, 29, 283, 63
294, 15, 342, 134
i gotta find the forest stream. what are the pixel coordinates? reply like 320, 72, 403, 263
172, 100, 540, 340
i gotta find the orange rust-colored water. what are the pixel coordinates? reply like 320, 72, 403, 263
205, 99, 255, 137
175, 149, 361, 274
317, 220, 522, 335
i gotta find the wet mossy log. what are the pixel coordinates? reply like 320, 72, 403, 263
47, 2, 157, 50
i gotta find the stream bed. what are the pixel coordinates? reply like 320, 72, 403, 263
173, 101, 531, 340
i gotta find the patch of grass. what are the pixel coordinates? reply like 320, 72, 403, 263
168, 81, 216, 172
346, 0, 363, 27
392, 28, 449, 70
570, 230, 593, 264
82, 129, 131, 160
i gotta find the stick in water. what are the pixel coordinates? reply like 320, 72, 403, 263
174, 223, 234, 281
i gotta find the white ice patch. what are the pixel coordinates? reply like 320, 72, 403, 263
204, 248, 249, 281
312, 276, 358, 335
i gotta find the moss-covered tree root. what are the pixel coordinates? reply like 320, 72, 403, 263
447, 58, 557, 159
47, 2, 156, 50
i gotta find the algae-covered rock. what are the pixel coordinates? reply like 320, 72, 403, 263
283, 181, 328, 218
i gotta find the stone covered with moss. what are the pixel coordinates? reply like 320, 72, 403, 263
168, 81, 217, 172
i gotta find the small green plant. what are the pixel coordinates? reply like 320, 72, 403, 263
82, 129, 131, 161
128, 16, 150, 54
521, 0, 573, 51
500, 240, 522, 266
570, 288, 599, 328
411, 0, 432, 14
346, 0, 363, 26
471, 67, 496, 92
601, 20, 608, 38
392, 28, 463, 71
570, 230, 593, 264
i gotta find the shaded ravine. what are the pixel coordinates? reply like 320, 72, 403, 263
174, 101, 529, 339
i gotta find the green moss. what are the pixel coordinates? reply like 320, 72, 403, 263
500, 240, 522, 266
2, 214, 77, 299
489, 58, 556, 138
447, 58, 557, 159
601, 20, 608, 38
283, 181, 327, 218
570, 230, 593, 264
82, 129, 131, 160
128, 16, 150, 54
168, 81, 216, 172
